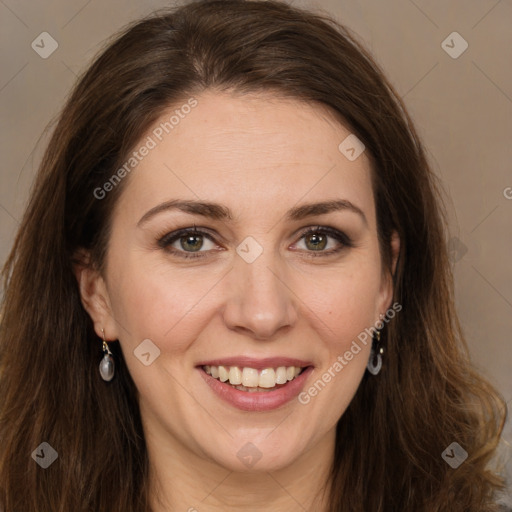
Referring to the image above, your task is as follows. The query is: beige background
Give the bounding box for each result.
[0,0,511,500]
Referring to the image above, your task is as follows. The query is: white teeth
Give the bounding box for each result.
[234,384,276,393]
[258,368,276,388]
[228,366,242,385]
[242,367,259,387]
[203,364,306,389]
[275,366,287,384]
[218,365,229,382]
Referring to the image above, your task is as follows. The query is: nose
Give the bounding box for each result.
[222,247,298,340]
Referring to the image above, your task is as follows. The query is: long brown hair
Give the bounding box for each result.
[0,0,506,510]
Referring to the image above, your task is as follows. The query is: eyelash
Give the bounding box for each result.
[157,225,353,260]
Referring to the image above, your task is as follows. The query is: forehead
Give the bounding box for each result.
[113,89,375,226]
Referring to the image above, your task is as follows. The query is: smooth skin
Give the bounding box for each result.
[76,89,400,511]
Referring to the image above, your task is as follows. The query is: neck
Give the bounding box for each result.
[146,423,335,512]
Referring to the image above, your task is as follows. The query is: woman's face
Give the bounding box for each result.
[82,89,398,473]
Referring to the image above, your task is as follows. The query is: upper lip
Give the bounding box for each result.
[196,357,313,370]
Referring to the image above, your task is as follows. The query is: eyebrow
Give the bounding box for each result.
[137,198,368,227]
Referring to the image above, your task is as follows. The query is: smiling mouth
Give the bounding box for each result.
[202,364,308,392]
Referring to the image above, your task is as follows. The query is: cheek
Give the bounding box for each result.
[296,267,379,424]
[106,261,206,403]
[320,264,382,343]
[106,257,205,353]
[107,236,382,356]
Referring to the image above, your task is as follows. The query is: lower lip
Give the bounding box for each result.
[198,366,314,412]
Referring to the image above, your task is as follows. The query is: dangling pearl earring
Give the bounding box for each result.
[99,328,115,381]
[367,329,383,375]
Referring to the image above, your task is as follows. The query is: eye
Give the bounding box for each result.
[157,226,218,259]
[292,225,353,257]
[157,224,353,260]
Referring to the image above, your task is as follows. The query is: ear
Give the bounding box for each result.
[72,249,119,341]
[376,230,400,317]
